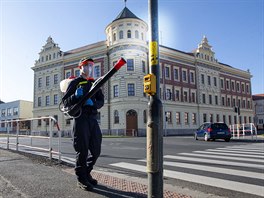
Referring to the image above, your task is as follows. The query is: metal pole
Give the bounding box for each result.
[49,118,52,160]
[7,122,10,150]
[147,0,163,197]
[16,120,19,151]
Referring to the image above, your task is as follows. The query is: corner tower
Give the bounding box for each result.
[105,6,149,136]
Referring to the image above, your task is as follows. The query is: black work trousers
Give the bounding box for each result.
[73,113,102,182]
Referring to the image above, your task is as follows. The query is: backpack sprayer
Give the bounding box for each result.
[59,57,126,118]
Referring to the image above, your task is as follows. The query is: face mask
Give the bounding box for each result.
[81,62,94,78]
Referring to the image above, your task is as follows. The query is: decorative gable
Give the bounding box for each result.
[194,36,217,63]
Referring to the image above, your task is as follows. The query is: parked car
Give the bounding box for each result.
[194,122,231,142]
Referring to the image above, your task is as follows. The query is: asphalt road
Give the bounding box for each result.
[0,135,263,198]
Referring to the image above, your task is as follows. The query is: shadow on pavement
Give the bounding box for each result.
[93,184,146,198]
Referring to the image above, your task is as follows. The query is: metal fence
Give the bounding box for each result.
[230,123,258,140]
[0,116,61,162]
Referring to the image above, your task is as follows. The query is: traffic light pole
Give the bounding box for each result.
[147,0,163,197]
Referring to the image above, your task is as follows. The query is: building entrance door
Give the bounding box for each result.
[126,109,138,136]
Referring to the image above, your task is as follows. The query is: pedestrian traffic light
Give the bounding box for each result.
[143,74,156,95]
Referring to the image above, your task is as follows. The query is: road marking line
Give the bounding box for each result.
[194,150,264,158]
[206,148,264,156]
[178,153,264,163]
[164,155,263,169]
[138,160,263,180]
[110,162,264,197]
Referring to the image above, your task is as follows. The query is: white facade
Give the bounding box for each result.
[31,7,254,136]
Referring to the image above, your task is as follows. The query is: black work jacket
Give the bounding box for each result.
[62,76,104,115]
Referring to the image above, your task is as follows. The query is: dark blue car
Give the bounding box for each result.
[194,122,231,142]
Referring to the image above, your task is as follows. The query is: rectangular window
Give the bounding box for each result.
[236,82,240,92]
[222,96,225,106]
[13,107,18,116]
[233,98,236,107]
[165,111,172,123]
[166,89,172,100]
[165,66,170,79]
[209,114,213,122]
[202,94,206,104]
[142,61,146,73]
[242,99,246,108]
[38,97,41,107]
[220,79,224,89]
[246,84,249,93]
[192,113,197,125]
[174,68,179,81]
[231,81,235,91]
[127,83,135,96]
[247,100,251,109]
[227,97,231,106]
[215,95,218,105]
[226,80,230,90]
[190,72,195,83]
[214,77,217,87]
[223,115,226,124]
[175,90,180,101]
[201,74,205,84]
[94,65,100,79]
[209,95,212,104]
[54,94,58,105]
[182,70,187,82]
[191,92,196,103]
[75,70,80,77]
[7,108,12,116]
[38,77,42,88]
[65,71,71,79]
[241,83,245,93]
[203,113,207,123]
[127,59,134,71]
[216,114,220,122]
[176,112,181,124]
[228,115,232,125]
[207,76,211,86]
[113,85,118,97]
[183,91,188,102]
[46,76,50,86]
[46,96,50,106]
[184,112,189,124]
[54,74,58,84]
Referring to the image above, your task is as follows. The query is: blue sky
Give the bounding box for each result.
[0,0,263,102]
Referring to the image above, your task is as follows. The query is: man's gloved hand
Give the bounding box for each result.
[86,98,94,106]
[75,87,83,98]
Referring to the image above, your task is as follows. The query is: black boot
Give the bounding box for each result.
[87,174,98,186]
[77,180,94,191]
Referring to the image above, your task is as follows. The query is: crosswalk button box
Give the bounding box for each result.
[144,74,156,95]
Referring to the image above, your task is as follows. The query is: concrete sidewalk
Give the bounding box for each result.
[0,148,190,198]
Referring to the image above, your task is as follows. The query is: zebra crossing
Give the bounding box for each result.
[110,143,264,197]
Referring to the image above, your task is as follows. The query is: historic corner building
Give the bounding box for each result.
[31,6,254,136]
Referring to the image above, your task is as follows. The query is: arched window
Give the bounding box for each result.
[135,30,139,39]
[114,110,119,124]
[113,33,116,41]
[119,30,123,39]
[127,30,131,38]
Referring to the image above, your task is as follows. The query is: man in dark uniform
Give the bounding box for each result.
[62,57,104,191]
